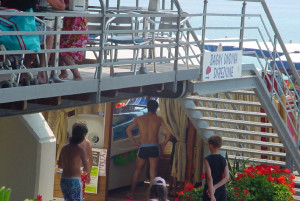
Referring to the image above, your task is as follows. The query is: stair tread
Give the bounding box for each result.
[228,155,285,166]
[294,195,300,200]
[186,96,261,106]
[204,127,278,138]
[189,106,267,117]
[198,117,273,128]
[222,145,286,157]
[229,90,256,95]
[222,137,284,148]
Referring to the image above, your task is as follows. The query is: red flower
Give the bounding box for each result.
[243,189,249,195]
[267,176,275,181]
[201,172,206,179]
[234,192,240,196]
[37,195,42,201]
[184,183,194,192]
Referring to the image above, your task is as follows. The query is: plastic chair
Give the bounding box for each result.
[106,14,154,76]
[153,13,190,68]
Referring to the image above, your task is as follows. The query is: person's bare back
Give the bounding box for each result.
[136,113,163,145]
[58,144,89,178]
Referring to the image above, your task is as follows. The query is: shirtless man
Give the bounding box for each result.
[76,122,93,199]
[126,100,171,199]
[58,123,90,201]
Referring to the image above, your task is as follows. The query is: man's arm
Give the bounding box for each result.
[47,0,65,10]
[86,140,93,170]
[80,148,90,174]
[159,119,172,150]
[126,118,140,146]
[57,146,65,168]
[57,153,63,168]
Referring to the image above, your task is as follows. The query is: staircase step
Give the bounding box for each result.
[188,106,267,117]
[203,127,278,138]
[198,117,273,128]
[186,96,261,107]
[228,155,285,166]
[229,90,256,95]
[222,146,286,157]
[294,195,300,201]
[222,137,284,148]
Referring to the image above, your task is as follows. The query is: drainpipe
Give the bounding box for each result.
[200,0,208,80]
[239,1,246,50]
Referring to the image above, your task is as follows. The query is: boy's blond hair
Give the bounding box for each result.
[208,135,222,148]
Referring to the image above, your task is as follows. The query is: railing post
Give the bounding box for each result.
[96,0,106,103]
[117,0,121,10]
[200,0,208,80]
[260,0,300,87]
[105,0,109,9]
[270,36,277,101]
[239,1,246,50]
[172,0,181,92]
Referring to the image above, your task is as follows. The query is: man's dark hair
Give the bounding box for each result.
[208,135,222,148]
[147,100,159,113]
[70,122,88,144]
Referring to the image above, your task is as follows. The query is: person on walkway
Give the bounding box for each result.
[59,0,88,81]
[148,177,169,201]
[202,135,229,201]
[1,0,65,84]
[58,122,90,201]
[126,100,171,200]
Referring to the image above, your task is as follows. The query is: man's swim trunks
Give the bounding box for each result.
[137,144,160,159]
[60,177,83,201]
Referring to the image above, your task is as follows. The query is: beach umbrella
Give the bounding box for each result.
[238,41,284,58]
[284,43,300,53]
[270,53,300,74]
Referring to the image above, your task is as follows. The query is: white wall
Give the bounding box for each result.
[0,114,56,201]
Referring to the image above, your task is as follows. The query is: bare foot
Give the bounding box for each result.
[59,73,68,79]
[37,72,47,84]
[73,76,83,81]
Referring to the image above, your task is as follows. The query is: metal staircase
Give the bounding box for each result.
[180,64,300,199]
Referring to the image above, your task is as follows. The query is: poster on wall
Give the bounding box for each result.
[85,148,101,194]
[202,50,242,81]
[99,149,107,176]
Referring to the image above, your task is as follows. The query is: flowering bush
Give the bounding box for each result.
[176,183,203,201]
[227,164,295,201]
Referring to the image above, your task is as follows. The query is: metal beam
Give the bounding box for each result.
[187,76,257,95]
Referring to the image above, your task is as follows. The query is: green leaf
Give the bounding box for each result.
[3,188,11,201]
[0,187,5,201]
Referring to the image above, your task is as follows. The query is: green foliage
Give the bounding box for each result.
[0,187,11,201]
[226,164,295,201]
[226,153,247,184]
[177,185,204,201]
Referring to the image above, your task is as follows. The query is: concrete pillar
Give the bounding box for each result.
[0,113,56,201]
